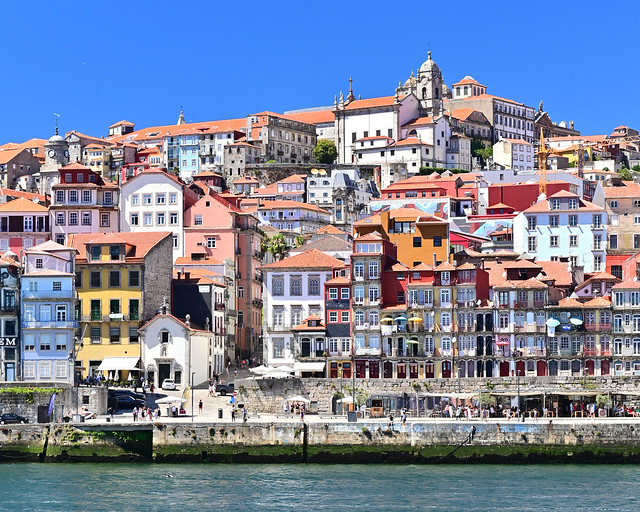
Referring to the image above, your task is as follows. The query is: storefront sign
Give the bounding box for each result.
[0,338,16,346]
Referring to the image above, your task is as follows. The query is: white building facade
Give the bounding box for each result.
[262,249,343,367]
[513,191,607,272]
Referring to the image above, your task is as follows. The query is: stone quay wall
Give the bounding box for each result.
[4,420,640,463]
[235,376,640,414]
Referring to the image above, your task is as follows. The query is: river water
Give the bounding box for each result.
[1,463,638,511]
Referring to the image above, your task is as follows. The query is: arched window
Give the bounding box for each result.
[463,86,468,95]
[435,87,438,98]
[456,87,461,96]
[421,87,427,98]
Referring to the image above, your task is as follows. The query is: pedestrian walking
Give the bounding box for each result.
[243,408,247,423]
[199,400,203,414]
[300,408,305,422]
[231,408,236,422]
[388,413,394,429]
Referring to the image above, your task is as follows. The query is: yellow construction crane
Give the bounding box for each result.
[537,128,550,196]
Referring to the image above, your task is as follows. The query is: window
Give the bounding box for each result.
[143,194,152,205]
[368,261,379,279]
[551,199,560,210]
[55,335,67,352]
[82,212,91,226]
[206,237,216,248]
[129,326,139,343]
[56,305,66,322]
[440,288,450,305]
[341,311,350,323]
[101,213,110,227]
[272,277,284,296]
[194,215,203,226]
[157,213,165,225]
[308,277,320,295]
[610,200,618,208]
[635,235,640,250]
[56,212,65,226]
[82,190,91,203]
[69,190,78,203]
[413,237,422,247]
[129,299,140,321]
[109,299,120,314]
[329,288,338,300]
[68,212,78,225]
[341,288,349,300]
[273,338,284,358]
[593,235,602,250]
[570,235,578,247]
[568,198,578,210]
[156,193,166,205]
[110,326,121,344]
[53,281,62,291]
[90,299,101,321]
[527,236,537,252]
[109,270,120,287]
[143,213,152,226]
[110,245,120,261]
[173,235,178,248]
[39,362,51,379]
[131,195,139,206]
[90,326,101,344]
[169,193,177,204]
[369,286,380,302]
[354,262,364,278]
[549,215,559,227]
[90,270,101,288]
[610,234,618,250]
[550,235,558,247]
[354,286,364,303]
[56,190,64,203]
[329,312,338,323]
[40,335,51,351]
[129,270,140,287]
[24,335,35,351]
[170,212,178,225]
[290,277,302,296]
[238,286,244,298]
[593,215,602,228]
[130,213,139,226]
[527,216,537,230]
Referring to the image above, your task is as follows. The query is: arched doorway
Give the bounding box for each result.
[516,360,525,376]
[383,361,393,378]
[442,361,452,378]
[586,360,595,376]
[536,360,547,376]
[499,361,509,377]
[601,360,610,375]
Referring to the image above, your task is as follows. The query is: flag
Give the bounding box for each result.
[47,393,56,417]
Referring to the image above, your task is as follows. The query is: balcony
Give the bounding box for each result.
[600,323,612,331]
[252,299,263,308]
[214,302,226,311]
[23,320,79,329]
[268,323,292,332]
[583,348,597,356]
[515,301,527,309]
[584,323,597,331]
[533,301,545,308]
[0,304,16,313]
[22,290,75,300]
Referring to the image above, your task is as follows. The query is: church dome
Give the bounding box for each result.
[419,51,440,74]
[442,83,452,98]
[48,133,64,143]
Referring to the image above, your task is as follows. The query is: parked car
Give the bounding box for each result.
[114,395,146,410]
[161,379,177,390]
[108,389,145,400]
[0,413,28,424]
[216,382,234,396]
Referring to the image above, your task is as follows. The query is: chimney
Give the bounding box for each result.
[184,271,191,281]
[571,265,585,288]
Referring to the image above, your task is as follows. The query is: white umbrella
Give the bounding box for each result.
[108,371,114,381]
[114,370,120,381]
[155,396,188,404]
[265,371,293,379]
[249,365,270,375]
[127,373,133,381]
[274,365,294,373]
[286,395,310,402]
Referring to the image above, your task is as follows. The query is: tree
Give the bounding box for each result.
[471,139,492,169]
[632,164,640,173]
[266,234,289,260]
[294,235,305,248]
[619,167,633,181]
[313,139,337,164]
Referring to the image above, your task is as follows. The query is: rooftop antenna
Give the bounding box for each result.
[53,113,60,135]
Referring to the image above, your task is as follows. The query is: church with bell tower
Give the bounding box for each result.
[397,51,451,117]
[36,123,69,195]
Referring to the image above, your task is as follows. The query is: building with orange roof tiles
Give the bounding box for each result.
[50,163,120,246]
[0,197,50,253]
[513,190,606,273]
[183,192,262,358]
[67,231,173,378]
[492,137,534,171]
[0,148,42,188]
[256,200,331,235]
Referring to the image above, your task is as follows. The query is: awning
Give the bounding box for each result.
[293,361,326,372]
[97,357,141,372]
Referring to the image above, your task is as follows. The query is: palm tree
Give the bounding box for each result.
[267,234,289,260]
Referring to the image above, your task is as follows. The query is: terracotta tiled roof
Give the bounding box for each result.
[293,235,351,254]
[278,174,306,183]
[410,262,434,271]
[434,262,455,271]
[452,76,484,86]
[449,108,477,121]
[284,110,335,125]
[462,93,527,106]
[536,260,573,287]
[343,95,401,110]
[583,297,611,308]
[317,225,347,235]
[403,116,435,127]
[456,263,477,271]
[612,280,640,289]
[502,260,542,269]
[0,187,46,203]
[193,171,222,178]
[603,182,640,198]
[0,197,47,212]
[513,278,548,289]
[234,176,260,184]
[69,231,172,263]
[354,232,384,241]
[391,262,409,271]
[355,136,393,142]
[109,120,134,128]
[389,137,427,147]
[556,297,583,308]
[325,276,350,285]
[261,248,343,270]
[0,149,25,164]
[354,214,382,227]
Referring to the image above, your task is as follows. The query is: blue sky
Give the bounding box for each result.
[1,1,638,144]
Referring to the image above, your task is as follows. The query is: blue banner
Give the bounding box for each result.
[47,393,56,417]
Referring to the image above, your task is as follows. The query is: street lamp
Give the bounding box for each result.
[69,337,83,415]
[191,371,195,422]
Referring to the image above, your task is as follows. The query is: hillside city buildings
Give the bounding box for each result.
[1,50,640,390]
